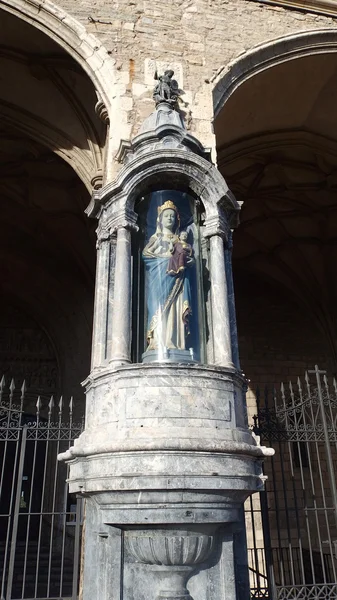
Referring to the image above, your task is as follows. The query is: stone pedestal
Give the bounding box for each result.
[60,364,272,599]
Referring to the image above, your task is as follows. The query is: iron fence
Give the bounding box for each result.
[3,364,337,600]
[247,366,337,600]
[0,376,84,600]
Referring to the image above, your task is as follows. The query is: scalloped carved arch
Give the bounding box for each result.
[88,149,240,235]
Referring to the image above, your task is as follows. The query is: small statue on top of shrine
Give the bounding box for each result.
[153,69,180,107]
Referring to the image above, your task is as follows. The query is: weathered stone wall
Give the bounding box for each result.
[50,0,337,152]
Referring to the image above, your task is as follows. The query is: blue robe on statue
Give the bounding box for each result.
[143,239,192,351]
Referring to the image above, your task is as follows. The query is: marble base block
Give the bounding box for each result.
[142,348,197,364]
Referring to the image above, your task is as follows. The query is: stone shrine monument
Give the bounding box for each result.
[60,71,273,600]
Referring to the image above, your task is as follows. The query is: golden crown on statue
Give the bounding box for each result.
[157,200,178,215]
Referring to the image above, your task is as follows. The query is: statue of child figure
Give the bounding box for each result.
[153,69,180,106]
[167,231,193,276]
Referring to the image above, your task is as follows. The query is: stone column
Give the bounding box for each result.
[209,233,235,369]
[225,231,240,370]
[91,233,111,369]
[110,225,132,366]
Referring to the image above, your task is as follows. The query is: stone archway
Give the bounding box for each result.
[213,37,337,386]
[0,0,116,112]
[0,0,133,181]
[213,28,337,119]
[0,12,112,594]
[0,7,106,404]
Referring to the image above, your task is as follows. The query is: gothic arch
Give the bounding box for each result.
[0,0,116,113]
[213,28,337,119]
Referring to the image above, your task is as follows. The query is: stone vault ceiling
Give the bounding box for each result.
[0,9,100,395]
[0,122,96,397]
[0,9,106,190]
[0,126,95,282]
[215,53,337,363]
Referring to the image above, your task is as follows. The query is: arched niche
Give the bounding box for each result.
[88,103,240,370]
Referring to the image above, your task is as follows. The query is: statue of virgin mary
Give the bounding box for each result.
[142,200,194,355]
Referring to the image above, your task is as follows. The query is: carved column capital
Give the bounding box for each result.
[112,220,139,234]
[91,172,103,191]
[95,91,110,125]
[95,227,115,250]
[203,213,229,240]
[95,208,138,248]
[108,209,139,235]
